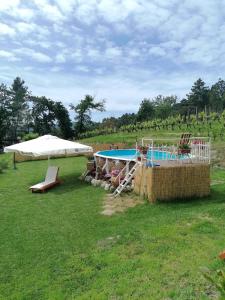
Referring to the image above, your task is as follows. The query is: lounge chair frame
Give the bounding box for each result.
[29,166,61,192]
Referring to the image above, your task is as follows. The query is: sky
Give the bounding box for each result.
[0,0,225,121]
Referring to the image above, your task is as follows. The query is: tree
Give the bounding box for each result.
[137,98,155,121]
[101,117,118,129]
[187,78,209,111]
[209,78,225,112]
[118,113,137,127]
[9,77,29,140]
[154,95,177,119]
[0,84,10,149]
[70,95,105,137]
[54,101,73,139]
[31,96,56,135]
[173,98,189,116]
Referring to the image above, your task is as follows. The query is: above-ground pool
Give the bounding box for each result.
[95,149,178,161]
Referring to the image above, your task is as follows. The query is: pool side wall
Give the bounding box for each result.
[134,164,210,202]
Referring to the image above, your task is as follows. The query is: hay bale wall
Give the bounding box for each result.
[134,164,210,202]
[15,152,88,162]
[89,143,128,153]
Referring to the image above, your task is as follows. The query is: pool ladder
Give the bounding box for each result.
[112,162,139,197]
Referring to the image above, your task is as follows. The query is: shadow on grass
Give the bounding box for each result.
[48,182,225,205]
[55,181,89,194]
[25,171,92,196]
[154,188,225,209]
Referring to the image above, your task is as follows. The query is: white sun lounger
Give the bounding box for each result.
[30,166,61,192]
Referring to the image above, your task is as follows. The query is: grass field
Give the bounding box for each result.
[0,154,225,299]
[79,128,225,147]
[79,129,183,145]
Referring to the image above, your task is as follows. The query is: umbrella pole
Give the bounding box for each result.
[48,155,50,166]
[13,153,16,169]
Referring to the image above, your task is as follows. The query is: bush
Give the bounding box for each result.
[0,159,8,174]
[22,133,39,141]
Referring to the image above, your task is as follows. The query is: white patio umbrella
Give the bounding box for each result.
[4,135,93,168]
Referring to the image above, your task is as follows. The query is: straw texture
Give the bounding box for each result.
[134,164,210,202]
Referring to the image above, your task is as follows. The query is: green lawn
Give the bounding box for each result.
[79,128,224,149]
[79,129,183,145]
[0,154,225,299]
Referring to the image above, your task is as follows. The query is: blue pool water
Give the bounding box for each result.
[96,149,178,161]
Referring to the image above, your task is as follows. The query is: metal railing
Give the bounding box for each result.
[137,137,211,164]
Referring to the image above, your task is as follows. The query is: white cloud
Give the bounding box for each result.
[95,68,105,75]
[75,1,97,25]
[36,26,50,37]
[55,53,66,63]
[155,0,179,9]
[0,50,19,61]
[23,66,34,71]
[97,0,140,23]
[0,50,13,58]
[71,49,83,62]
[105,47,122,60]
[15,8,35,21]
[54,0,75,14]
[50,66,62,72]
[38,41,51,49]
[33,0,65,23]
[25,39,51,49]
[160,41,181,50]
[28,51,52,63]
[55,41,66,48]
[128,48,141,57]
[87,48,101,60]
[14,48,52,63]
[76,65,89,72]
[0,0,20,12]
[113,23,130,34]
[95,24,110,36]
[15,21,50,40]
[134,2,170,30]
[149,46,166,57]
[0,23,16,36]
[16,22,34,34]
[162,15,203,42]
[179,37,222,66]
[0,0,35,21]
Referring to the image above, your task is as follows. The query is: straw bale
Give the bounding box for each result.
[134,163,210,202]
[15,151,86,162]
[90,143,128,153]
[133,165,142,194]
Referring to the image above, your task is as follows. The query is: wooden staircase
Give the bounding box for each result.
[112,162,139,197]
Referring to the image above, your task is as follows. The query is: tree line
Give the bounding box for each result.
[82,78,225,138]
[1,77,225,147]
[0,77,105,148]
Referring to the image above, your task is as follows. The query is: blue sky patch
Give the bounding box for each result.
[0,0,224,120]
